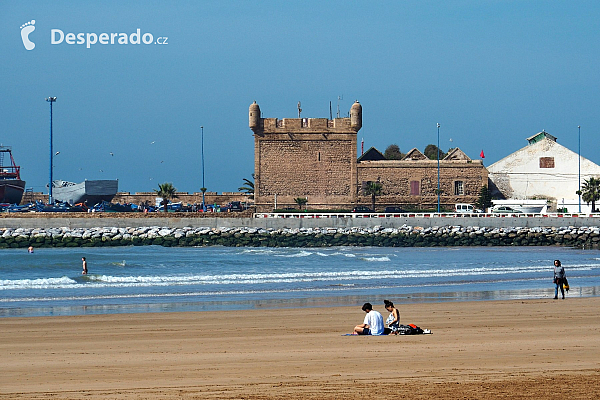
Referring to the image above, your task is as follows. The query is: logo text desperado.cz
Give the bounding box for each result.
[51,29,167,48]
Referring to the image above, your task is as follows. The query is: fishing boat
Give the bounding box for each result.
[491,200,547,214]
[52,179,118,205]
[0,146,26,204]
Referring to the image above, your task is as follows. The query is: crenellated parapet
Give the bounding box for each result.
[249,101,362,135]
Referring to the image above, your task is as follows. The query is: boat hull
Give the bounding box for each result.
[0,179,26,204]
[53,180,118,205]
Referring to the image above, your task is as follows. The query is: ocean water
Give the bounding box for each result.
[1,245,600,317]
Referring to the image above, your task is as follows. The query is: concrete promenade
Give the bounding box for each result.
[1,213,600,229]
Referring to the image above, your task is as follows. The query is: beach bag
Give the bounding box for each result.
[397,324,424,335]
[563,277,569,292]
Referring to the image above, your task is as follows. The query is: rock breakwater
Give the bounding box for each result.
[1,225,599,249]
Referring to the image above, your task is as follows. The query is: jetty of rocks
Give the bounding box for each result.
[1,225,599,249]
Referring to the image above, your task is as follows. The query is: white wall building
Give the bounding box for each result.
[487,131,600,212]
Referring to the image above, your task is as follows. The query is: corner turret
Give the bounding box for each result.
[249,101,261,132]
[350,100,362,131]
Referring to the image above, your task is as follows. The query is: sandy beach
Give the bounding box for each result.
[1,297,599,399]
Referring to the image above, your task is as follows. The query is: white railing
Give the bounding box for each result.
[254,212,600,219]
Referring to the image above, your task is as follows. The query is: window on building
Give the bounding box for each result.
[454,181,464,195]
[410,180,420,195]
[539,157,555,168]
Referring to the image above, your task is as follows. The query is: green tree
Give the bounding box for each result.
[581,177,600,212]
[294,197,308,210]
[154,182,178,213]
[475,185,493,211]
[238,174,255,199]
[384,144,404,160]
[424,144,446,160]
[364,181,383,211]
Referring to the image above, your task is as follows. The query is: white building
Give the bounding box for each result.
[487,131,600,212]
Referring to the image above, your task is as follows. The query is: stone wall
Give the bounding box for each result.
[112,192,250,206]
[21,192,251,207]
[357,159,488,210]
[253,113,358,211]
[254,134,356,210]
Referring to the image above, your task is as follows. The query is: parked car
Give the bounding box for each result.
[227,201,244,212]
[351,206,374,213]
[492,206,522,213]
[455,203,475,213]
[384,206,406,213]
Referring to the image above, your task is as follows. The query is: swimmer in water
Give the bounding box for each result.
[82,257,88,275]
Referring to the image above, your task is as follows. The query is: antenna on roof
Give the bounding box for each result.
[297,101,302,118]
[329,101,332,120]
[336,95,343,118]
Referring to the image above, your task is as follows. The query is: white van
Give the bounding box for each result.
[454,203,475,213]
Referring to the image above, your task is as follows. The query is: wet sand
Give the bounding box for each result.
[1,297,599,399]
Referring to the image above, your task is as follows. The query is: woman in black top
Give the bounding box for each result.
[553,259,566,299]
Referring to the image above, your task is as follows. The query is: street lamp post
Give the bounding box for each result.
[578,125,581,213]
[46,97,57,204]
[201,125,205,211]
[437,123,441,213]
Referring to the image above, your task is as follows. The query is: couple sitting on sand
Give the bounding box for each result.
[353,300,400,335]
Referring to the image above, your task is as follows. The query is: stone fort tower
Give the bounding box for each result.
[250,101,362,211]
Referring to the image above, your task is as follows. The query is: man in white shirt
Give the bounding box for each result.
[353,302,384,335]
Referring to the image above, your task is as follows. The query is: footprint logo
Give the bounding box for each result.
[20,20,36,50]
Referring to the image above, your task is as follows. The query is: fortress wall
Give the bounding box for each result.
[112,192,250,206]
[255,135,356,209]
[357,161,488,210]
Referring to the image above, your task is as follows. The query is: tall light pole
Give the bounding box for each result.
[46,97,57,204]
[201,125,205,211]
[437,122,441,213]
[578,125,581,213]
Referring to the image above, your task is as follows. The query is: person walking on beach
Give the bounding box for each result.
[553,259,566,299]
[82,257,88,275]
[354,302,384,335]
[384,299,400,334]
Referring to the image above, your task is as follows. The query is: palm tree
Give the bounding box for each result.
[238,174,255,199]
[364,181,383,211]
[294,197,308,210]
[581,177,600,212]
[154,182,177,213]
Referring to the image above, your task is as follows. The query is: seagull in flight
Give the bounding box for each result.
[110,152,114,156]
[150,141,155,145]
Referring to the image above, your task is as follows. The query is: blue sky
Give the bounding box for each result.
[2,1,599,195]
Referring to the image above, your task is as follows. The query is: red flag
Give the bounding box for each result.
[480,150,485,158]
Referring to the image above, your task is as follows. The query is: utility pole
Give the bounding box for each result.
[46,97,57,204]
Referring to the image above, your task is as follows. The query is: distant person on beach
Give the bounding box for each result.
[82,257,88,275]
[353,302,384,335]
[553,259,566,299]
[384,299,400,334]
[28,246,34,253]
